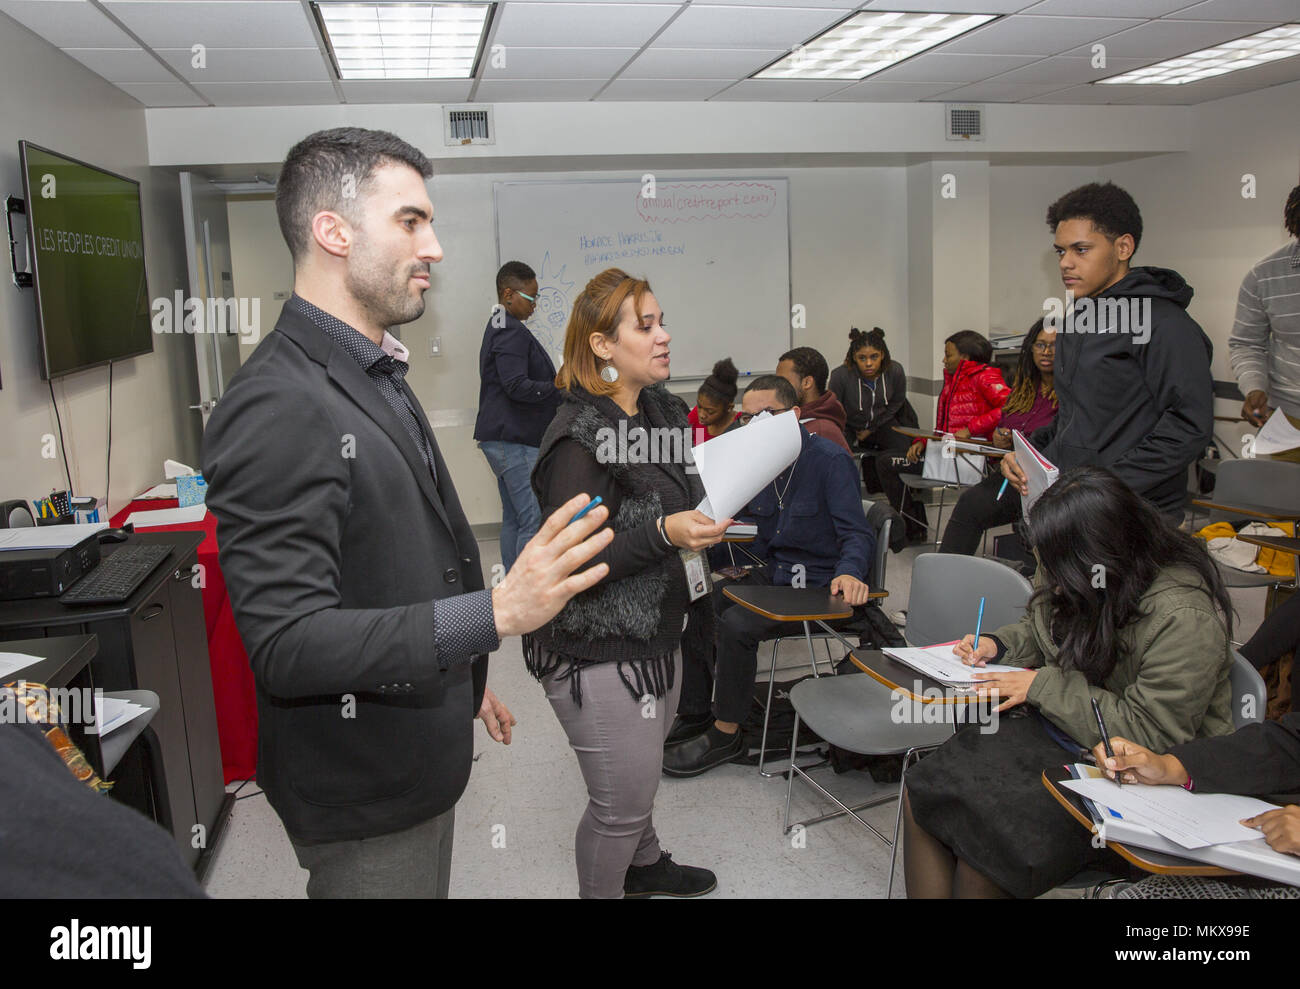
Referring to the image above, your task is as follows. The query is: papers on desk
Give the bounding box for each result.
[91,694,152,736]
[692,410,801,521]
[0,522,106,551]
[122,505,207,528]
[137,482,178,500]
[1255,409,1300,456]
[881,642,1021,686]
[1011,429,1058,515]
[0,652,42,680]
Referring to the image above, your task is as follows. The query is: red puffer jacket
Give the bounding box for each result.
[921,360,1010,445]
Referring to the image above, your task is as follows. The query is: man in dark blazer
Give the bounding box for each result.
[201,128,612,898]
[474,260,560,573]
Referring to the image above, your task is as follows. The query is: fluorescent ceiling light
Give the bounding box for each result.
[1097,23,1300,85]
[756,10,996,81]
[315,2,492,80]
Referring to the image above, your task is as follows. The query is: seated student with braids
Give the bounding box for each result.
[876,329,1009,543]
[902,466,1235,899]
[827,327,917,480]
[940,319,1058,557]
[688,358,741,446]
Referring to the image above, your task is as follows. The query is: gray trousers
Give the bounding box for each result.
[289,805,455,898]
[544,654,681,899]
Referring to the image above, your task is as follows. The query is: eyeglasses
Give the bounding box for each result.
[1032,342,1056,354]
[515,291,536,303]
[738,408,786,425]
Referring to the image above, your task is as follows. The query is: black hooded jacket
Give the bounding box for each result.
[1032,266,1213,514]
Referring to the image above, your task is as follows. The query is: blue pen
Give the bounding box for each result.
[568,495,603,525]
[973,596,986,653]
[996,477,1009,501]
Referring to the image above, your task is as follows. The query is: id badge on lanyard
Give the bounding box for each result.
[680,549,710,602]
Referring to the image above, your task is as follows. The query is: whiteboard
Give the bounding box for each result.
[494,178,791,382]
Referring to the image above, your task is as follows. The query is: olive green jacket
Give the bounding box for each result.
[992,565,1234,752]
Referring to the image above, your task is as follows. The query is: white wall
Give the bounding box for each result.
[0,12,196,519]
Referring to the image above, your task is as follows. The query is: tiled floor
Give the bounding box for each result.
[199,498,1271,899]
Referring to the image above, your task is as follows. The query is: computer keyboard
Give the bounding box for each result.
[60,544,174,605]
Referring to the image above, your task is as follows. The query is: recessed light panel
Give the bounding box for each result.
[1098,23,1300,85]
[316,2,492,80]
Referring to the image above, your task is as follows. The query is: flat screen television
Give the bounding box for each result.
[19,140,152,378]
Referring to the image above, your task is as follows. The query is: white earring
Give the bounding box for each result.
[599,362,619,384]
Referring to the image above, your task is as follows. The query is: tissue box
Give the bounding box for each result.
[177,473,208,508]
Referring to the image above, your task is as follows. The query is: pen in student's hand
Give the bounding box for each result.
[568,495,603,525]
[1091,697,1121,784]
[996,478,1009,501]
[973,596,985,654]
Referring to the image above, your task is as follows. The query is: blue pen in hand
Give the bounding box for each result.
[973,595,986,656]
[568,495,603,525]
[996,478,1009,501]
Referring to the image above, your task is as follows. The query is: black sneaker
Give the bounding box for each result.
[664,711,712,746]
[662,726,745,778]
[624,851,717,898]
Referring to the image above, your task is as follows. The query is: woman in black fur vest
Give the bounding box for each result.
[527,268,730,898]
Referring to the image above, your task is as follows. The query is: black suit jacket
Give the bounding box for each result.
[202,304,488,843]
[472,310,559,446]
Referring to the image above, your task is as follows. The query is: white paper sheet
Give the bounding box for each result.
[0,652,43,679]
[1060,778,1277,849]
[881,642,1022,686]
[1254,409,1300,456]
[122,505,208,528]
[163,459,196,479]
[1012,428,1059,515]
[92,694,152,736]
[691,410,801,521]
[0,522,106,551]
[137,483,178,499]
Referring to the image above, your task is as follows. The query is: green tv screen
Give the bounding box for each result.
[21,141,152,378]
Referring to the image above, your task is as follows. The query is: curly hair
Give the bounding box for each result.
[1285,184,1300,241]
[1046,181,1143,254]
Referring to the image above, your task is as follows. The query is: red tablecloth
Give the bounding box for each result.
[111,498,257,783]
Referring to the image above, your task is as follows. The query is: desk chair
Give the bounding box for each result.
[784,552,1033,895]
[96,689,172,834]
[752,512,893,777]
[1190,459,1300,596]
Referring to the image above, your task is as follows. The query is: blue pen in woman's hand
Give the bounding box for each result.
[996,478,1009,501]
[973,596,986,652]
[568,495,603,525]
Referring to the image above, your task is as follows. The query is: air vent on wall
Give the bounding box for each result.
[945,104,985,142]
[444,105,494,146]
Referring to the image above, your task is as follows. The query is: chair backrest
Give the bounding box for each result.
[905,552,1034,647]
[864,500,892,591]
[1228,648,1267,730]
[1209,459,1300,523]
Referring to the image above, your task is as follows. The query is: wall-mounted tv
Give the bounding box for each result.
[19,141,152,378]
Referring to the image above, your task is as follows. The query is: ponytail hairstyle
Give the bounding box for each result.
[844,326,892,369]
[944,329,993,366]
[698,357,740,407]
[1001,318,1057,416]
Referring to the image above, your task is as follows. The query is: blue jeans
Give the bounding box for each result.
[478,440,541,573]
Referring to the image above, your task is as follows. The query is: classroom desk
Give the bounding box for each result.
[112,496,257,782]
[1190,497,1300,521]
[1,634,102,774]
[1041,768,1236,879]
[890,425,1006,457]
[848,648,987,708]
[1236,532,1300,556]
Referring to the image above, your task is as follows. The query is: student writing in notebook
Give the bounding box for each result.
[901,466,1235,899]
[1091,712,1300,897]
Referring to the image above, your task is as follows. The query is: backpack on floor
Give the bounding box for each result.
[733,675,824,765]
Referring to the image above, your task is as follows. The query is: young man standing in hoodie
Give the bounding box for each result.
[775,346,853,455]
[1001,182,1213,520]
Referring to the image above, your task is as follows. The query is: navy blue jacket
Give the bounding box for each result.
[473,309,560,446]
[740,426,875,587]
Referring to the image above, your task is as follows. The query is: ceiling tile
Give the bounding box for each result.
[0,0,138,47]
[1112,82,1259,103]
[1171,0,1300,21]
[820,79,961,101]
[875,52,1039,82]
[598,78,732,99]
[940,15,1145,56]
[1021,83,1130,104]
[102,1,319,48]
[192,80,339,105]
[492,3,678,48]
[701,0,862,6]
[472,78,605,101]
[626,46,784,78]
[480,46,639,80]
[340,80,473,103]
[115,81,208,106]
[155,47,330,82]
[710,77,858,99]
[652,4,849,49]
[61,46,178,83]
[862,0,1029,12]
[1062,19,1273,59]
[981,54,1154,85]
[1021,0,1190,15]
[925,79,1078,102]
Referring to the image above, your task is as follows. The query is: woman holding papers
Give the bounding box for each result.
[939,321,1058,558]
[1092,713,1300,897]
[902,466,1236,898]
[525,268,730,899]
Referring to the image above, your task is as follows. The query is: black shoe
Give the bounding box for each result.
[662,726,745,778]
[624,851,717,898]
[665,711,712,746]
